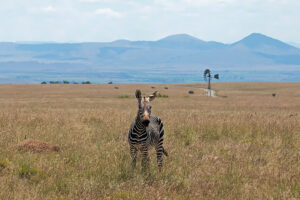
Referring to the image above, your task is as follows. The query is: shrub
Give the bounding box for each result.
[108,81,113,84]
[41,81,47,84]
[82,81,91,84]
[63,80,69,84]
[272,93,276,97]
[164,87,168,89]
[49,81,60,84]
[114,87,119,89]
[118,95,130,99]
[156,93,168,98]
[188,90,194,94]
[151,86,156,89]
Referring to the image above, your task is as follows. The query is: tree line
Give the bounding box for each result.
[41,81,91,84]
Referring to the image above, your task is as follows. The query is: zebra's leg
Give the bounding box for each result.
[130,145,138,168]
[141,145,149,171]
[156,144,164,172]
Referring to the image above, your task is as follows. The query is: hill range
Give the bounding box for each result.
[0,33,300,83]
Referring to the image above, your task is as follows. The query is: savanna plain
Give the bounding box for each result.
[0,83,299,200]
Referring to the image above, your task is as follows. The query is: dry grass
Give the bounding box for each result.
[0,83,299,200]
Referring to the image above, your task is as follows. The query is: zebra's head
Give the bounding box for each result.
[135,89,157,126]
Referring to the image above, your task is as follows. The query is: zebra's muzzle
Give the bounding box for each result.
[142,120,150,126]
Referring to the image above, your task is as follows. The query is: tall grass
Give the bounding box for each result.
[0,83,299,199]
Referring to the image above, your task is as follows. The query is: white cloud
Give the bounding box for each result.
[0,0,300,43]
[79,0,99,3]
[79,0,125,3]
[95,8,122,18]
[41,5,56,13]
[184,0,220,6]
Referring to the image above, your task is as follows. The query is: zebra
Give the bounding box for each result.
[128,89,168,171]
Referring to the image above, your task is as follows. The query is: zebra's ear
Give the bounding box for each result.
[149,91,158,101]
[135,89,142,99]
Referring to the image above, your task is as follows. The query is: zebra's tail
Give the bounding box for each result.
[162,147,168,157]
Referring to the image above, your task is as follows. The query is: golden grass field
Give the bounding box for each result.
[0,83,299,200]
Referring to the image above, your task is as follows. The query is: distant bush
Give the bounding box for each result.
[82,81,91,84]
[114,87,119,89]
[184,95,189,98]
[157,93,168,98]
[188,90,194,94]
[151,86,156,89]
[44,80,93,84]
[164,87,168,90]
[118,95,130,98]
[49,81,60,84]
[272,93,276,97]
[108,81,113,84]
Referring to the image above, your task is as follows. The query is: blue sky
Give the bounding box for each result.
[1,0,299,43]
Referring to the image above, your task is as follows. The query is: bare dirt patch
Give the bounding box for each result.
[17,139,60,153]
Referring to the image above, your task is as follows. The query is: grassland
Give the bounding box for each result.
[0,83,299,200]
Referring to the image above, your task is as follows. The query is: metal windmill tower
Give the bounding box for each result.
[204,69,219,96]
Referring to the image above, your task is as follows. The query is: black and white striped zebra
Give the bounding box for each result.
[128,89,168,171]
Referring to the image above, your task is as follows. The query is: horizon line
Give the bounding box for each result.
[0,32,296,45]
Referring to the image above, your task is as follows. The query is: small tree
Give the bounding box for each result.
[41,81,47,84]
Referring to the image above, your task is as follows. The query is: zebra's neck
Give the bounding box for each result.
[133,115,147,134]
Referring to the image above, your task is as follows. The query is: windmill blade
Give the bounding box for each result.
[214,74,219,79]
[204,69,211,81]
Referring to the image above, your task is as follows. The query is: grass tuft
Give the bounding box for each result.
[0,159,7,170]
[18,162,38,179]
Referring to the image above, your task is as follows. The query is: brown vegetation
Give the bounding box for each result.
[0,83,299,199]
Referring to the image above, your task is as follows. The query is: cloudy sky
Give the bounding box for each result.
[0,0,299,43]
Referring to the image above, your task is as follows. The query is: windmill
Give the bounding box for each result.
[204,69,219,96]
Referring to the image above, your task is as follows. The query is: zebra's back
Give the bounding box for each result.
[147,115,164,147]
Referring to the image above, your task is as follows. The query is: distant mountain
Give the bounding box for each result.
[233,33,295,49]
[0,33,300,83]
[232,33,300,55]
[160,34,200,41]
[289,42,300,49]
